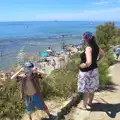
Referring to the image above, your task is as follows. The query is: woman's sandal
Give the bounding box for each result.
[88,99,100,106]
[77,104,91,110]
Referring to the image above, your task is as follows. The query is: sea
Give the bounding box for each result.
[0,21,120,70]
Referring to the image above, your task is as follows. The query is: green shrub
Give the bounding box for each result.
[113,37,120,45]
[0,80,25,120]
[70,53,80,59]
[98,50,115,87]
[104,51,115,66]
[98,58,112,87]
[42,59,79,99]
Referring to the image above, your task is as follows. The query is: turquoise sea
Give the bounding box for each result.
[0,21,120,70]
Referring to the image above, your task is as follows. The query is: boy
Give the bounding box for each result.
[11,62,55,120]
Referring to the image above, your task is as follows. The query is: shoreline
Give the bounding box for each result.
[0,45,80,81]
[0,36,82,70]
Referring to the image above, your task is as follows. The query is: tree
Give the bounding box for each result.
[96,22,116,51]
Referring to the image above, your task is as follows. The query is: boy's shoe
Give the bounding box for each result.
[49,114,56,119]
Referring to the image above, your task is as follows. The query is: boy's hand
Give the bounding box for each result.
[32,67,47,74]
[32,67,38,72]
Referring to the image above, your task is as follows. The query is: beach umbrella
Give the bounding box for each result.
[41,53,49,57]
[75,43,81,46]
[75,42,84,46]
[46,49,52,52]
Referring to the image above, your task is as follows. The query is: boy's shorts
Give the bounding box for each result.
[25,93,48,114]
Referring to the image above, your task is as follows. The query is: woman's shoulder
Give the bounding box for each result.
[85,46,92,52]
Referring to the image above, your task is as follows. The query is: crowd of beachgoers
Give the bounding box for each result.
[0,44,82,83]
[1,43,120,84]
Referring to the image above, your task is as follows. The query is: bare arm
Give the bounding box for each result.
[99,48,104,57]
[85,47,92,67]
[80,47,92,68]
[32,67,46,74]
[11,67,24,80]
[97,48,104,61]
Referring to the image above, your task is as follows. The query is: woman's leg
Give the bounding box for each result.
[83,92,89,108]
[88,92,94,105]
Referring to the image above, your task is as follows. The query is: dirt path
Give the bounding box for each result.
[21,99,63,120]
[65,62,120,120]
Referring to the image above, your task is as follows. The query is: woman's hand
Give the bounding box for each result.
[97,48,104,61]
[80,63,87,68]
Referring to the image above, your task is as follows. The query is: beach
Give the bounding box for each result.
[0,21,120,70]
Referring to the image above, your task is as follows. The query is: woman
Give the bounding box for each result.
[78,32,104,109]
[52,59,56,69]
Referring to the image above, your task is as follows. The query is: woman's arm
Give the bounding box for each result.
[80,47,92,68]
[97,48,104,61]
[85,47,92,67]
[99,48,104,56]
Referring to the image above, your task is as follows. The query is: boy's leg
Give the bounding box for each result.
[28,113,32,120]
[39,102,55,119]
[33,93,54,118]
[25,96,34,120]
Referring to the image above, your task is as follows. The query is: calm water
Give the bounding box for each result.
[0,21,120,69]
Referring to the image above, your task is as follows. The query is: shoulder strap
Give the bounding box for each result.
[31,73,41,93]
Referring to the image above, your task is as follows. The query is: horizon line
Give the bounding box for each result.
[0,20,120,22]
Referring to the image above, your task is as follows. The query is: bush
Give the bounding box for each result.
[98,50,115,87]
[42,59,80,99]
[70,53,80,59]
[0,80,25,120]
[104,51,116,66]
[98,58,112,87]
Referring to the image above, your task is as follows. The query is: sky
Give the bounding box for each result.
[0,0,120,21]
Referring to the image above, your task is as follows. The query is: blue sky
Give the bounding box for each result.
[0,0,120,21]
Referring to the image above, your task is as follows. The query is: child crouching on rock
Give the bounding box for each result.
[11,62,55,120]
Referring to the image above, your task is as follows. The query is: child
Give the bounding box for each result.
[11,62,55,120]
[115,47,120,60]
[52,59,56,69]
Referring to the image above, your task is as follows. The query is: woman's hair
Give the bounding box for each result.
[82,31,98,47]
[87,36,98,47]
